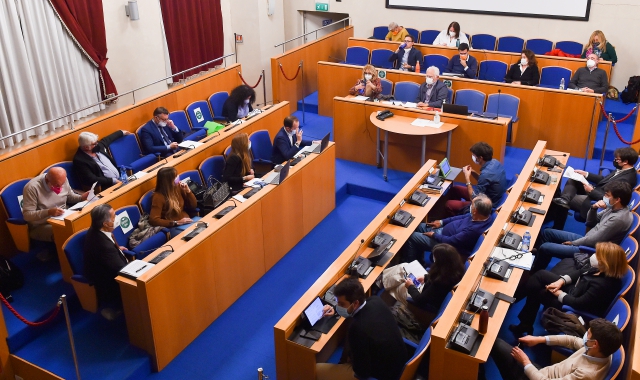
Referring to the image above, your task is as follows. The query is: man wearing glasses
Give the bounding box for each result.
[550,147,638,229]
[389,35,423,72]
[445,43,478,79]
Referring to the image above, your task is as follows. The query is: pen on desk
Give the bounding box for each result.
[135,265,147,273]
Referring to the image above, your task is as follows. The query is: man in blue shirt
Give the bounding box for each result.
[400,194,495,265]
[446,142,507,216]
[445,43,478,79]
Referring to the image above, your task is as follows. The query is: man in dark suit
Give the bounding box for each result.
[550,147,638,229]
[316,278,407,380]
[84,204,130,320]
[445,43,478,79]
[271,115,303,164]
[389,34,423,72]
[73,130,130,191]
[417,66,449,108]
[138,107,183,157]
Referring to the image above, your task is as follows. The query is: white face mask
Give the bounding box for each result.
[583,331,594,350]
[589,254,599,269]
[472,155,479,164]
[336,303,353,318]
[521,58,528,66]
[244,99,251,105]
[587,59,596,68]
[364,74,373,81]
[449,31,456,37]
[426,77,434,85]
[248,141,252,151]
[158,120,167,127]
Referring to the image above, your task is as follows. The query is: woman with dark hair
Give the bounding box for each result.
[505,49,540,85]
[432,21,469,47]
[149,167,198,237]
[222,133,254,194]
[221,85,256,122]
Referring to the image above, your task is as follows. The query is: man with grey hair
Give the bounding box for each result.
[73,130,130,191]
[417,66,449,108]
[384,22,409,42]
[400,194,495,264]
[84,204,129,320]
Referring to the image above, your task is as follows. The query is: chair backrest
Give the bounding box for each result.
[405,28,419,42]
[469,234,485,260]
[539,66,572,88]
[621,235,638,262]
[605,347,624,380]
[224,145,232,158]
[139,190,155,215]
[63,229,88,275]
[627,212,640,237]
[628,191,640,212]
[41,161,81,190]
[497,36,525,53]
[526,38,553,55]
[199,155,225,183]
[185,100,213,129]
[606,298,631,332]
[486,93,520,119]
[345,47,370,66]
[478,60,508,82]
[471,34,496,50]
[398,327,432,380]
[494,191,509,211]
[109,134,144,168]
[249,130,273,162]
[446,88,454,104]
[0,178,31,220]
[112,205,142,247]
[394,82,420,103]
[555,41,583,55]
[208,91,229,119]
[431,291,454,326]
[372,26,388,40]
[179,170,203,186]
[370,49,394,69]
[169,110,193,134]
[423,55,448,74]
[380,78,393,96]
[454,89,486,114]
[618,266,635,298]
[419,30,439,45]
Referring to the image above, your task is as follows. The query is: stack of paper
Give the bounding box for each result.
[402,102,418,108]
[490,247,534,270]
[410,118,443,128]
[563,166,588,185]
[119,260,155,279]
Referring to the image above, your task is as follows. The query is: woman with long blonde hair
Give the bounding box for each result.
[349,64,383,99]
[149,167,198,237]
[581,30,617,64]
[222,133,254,193]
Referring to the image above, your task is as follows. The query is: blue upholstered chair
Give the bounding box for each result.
[370,49,394,69]
[525,39,553,55]
[199,155,225,183]
[394,82,420,103]
[208,92,229,122]
[345,47,370,66]
[185,100,214,129]
[110,134,158,173]
[112,205,169,260]
[471,34,496,50]
[422,55,448,74]
[372,26,388,40]
[539,67,572,89]
[454,89,486,114]
[380,79,393,96]
[478,61,508,82]
[62,230,97,312]
[419,30,439,45]
[497,36,525,53]
[169,110,206,141]
[1,178,34,253]
[555,41,583,55]
[41,161,81,190]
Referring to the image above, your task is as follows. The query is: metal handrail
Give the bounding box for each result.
[1,53,235,142]
[274,17,350,48]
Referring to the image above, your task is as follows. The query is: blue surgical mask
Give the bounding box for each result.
[336,303,353,318]
[603,196,615,208]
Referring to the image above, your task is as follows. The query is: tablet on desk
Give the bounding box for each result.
[304,296,339,333]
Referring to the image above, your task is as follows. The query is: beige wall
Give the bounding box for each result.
[283,0,639,89]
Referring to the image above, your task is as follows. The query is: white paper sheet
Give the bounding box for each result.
[491,247,534,270]
[562,166,589,185]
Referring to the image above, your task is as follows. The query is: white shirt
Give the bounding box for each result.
[432,30,470,47]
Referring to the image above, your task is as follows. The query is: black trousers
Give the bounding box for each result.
[547,179,592,229]
[517,270,569,327]
[489,338,541,380]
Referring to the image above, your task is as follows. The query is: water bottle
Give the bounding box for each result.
[434,111,440,123]
[119,166,128,185]
[479,300,489,334]
[559,78,565,90]
[521,230,531,251]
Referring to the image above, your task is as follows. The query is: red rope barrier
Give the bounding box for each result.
[599,102,638,123]
[598,102,640,145]
[611,120,640,145]
[1,294,61,326]
[279,63,302,81]
[238,72,262,88]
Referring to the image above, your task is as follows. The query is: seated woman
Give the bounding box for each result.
[505,49,540,85]
[149,167,198,238]
[348,64,383,99]
[381,244,465,321]
[510,242,627,337]
[432,21,469,47]
[581,30,617,65]
[221,85,256,122]
[222,133,255,194]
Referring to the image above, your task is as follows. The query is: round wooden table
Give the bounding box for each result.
[369,112,458,181]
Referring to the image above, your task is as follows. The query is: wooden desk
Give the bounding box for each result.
[275,159,455,380]
[51,102,291,282]
[347,38,613,80]
[429,141,569,380]
[319,61,601,158]
[333,96,508,171]
[369,112,457,181]
[117,143,336,371]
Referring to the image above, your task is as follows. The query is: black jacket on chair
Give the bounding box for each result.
[83,228,129,307]
[389,47,423,71]
[73,130,124,191]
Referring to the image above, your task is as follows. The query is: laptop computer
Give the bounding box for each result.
[443,103,469,116]
[262,160,291,185]
[295,132,331,157]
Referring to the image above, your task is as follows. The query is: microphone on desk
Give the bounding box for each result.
[135,244,174,257]
[148,158,168,172]
[202,131,221,143]
[495,89,501,120]
[76,190,100,212]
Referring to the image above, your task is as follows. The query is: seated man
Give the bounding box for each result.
[385,22,409,42]
[271,115,303,164]
[316,278,406,380]
[568,53,609,94]
[417,66,448,108]
[389,35,422,72]
[22,167,89,244]
[73,130,131,191]
[532,181,632,272]
[400,194,495,264]
[84,204,130,320]
[446,142,507,216]
[138,107,183,157]
[445,43,478,79]
[551,146,637,229]
[486,319,622,380]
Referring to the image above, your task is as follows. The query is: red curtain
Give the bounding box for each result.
[48,0,117,100]
[159,0,225,80]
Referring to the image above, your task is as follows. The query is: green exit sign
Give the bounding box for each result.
[315,2,329,11]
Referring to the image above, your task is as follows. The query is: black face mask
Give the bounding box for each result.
[613,160,623,169]
[91,145,100,153]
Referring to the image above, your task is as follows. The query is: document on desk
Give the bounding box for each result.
[353,95,369,100]
[402,102,418,108]
[491,247,534,270]
[232,194,246,203]
[50,209,78,220]
[244,178,267,188]
[119,260,155,280]
[410,118,443,128]
[563,166,589,185]
[178,141,203,149]
[69,182,99,211]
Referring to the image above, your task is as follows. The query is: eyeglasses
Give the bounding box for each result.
[404,40,412,43]
[499,251,524,260]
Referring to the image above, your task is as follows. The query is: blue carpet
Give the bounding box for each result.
[292,110,333,141]
[591,99,637,161]
[297,91,319,114]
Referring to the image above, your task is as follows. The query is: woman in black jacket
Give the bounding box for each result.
[504,49,540,86]
[510,242,627,337]
[221,133,254,193]
[221,85,256,122]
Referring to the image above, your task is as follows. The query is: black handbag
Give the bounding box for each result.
[573,252,591,271]
[185,178,206,201]
[201,176,230,212]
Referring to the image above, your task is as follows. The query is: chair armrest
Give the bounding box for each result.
[7,218,27,225]
[71,274,91,284]
[252,158,275,165]
[561,305,599,322]
[122,249,136,258]
[212,116,227,122]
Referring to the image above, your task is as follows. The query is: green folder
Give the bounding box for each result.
[204,121,224,135]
